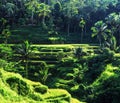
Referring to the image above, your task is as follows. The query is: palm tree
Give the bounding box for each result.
[62,0,78,36]
[26,0,38,25]
[2,26,11,44]
[79,18,86,43]
[5,2,17,25]
[106,13,118,34]
[106,13,120,45]
[91,20,108,47]
[37,3,51,28]
[17,40,34,78]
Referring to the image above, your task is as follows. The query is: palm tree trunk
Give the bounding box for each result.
[85,24,86,36]
[42,15,46,28]
[67,23,70,36]
[97,35,101,47]
[4,38,7,45]
[81,28,83,43]
[42,0,46,28]
[25,60,28,78]
[67,19,70,36]
[31,11,34,25]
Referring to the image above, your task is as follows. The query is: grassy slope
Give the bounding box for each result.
[9,26,95,44]
[0,68,83,103]
[2,26,120,103]
[85,64,120,103]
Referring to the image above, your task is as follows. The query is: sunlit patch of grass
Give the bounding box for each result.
[71,98,86,103]
[0,68,81,103]
[92,64,116,86]
[42,89,71,103]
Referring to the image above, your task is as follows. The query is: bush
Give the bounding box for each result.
[6,76,31,96]
[48,30,58,36]
[6,76,30,96]
[0,59,7,68]
[87,65,120,103]
[18,18,26,26]
[0,44,13,60]
[71,84,87,100]
[34,85,48,94]
[116,46,120,53]
[48,37,66,44]
[28,92,43,101]
[0,59,18,73]
[102,48,115,59]
[60,57,76,67]
[29,61,50,84]
[74,47,88,58]
[48,37,61,44]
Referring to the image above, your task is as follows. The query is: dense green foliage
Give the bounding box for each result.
[1,43,120,103]
[0,0,120,103]
[0,0,120,44]
[0,68,83,103]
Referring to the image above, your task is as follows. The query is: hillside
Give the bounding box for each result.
[0,68,83,103]
[0,0,120,102]
[1,43,120,103]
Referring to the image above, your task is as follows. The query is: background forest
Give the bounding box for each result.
[0,0,120,44]
[0,0,120,103]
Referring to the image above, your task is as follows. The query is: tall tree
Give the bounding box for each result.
[106,12,120,45]
[91,20,108,47]
[79,18,86,43]
[62,0,79,36]
[26,0,39,25]
[17,40,34,78]
[37,3,51,28]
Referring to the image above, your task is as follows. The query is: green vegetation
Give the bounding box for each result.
[0,0,120,103]
[87,64,120,103]
[0,68,83,103]
[1,43,120,103]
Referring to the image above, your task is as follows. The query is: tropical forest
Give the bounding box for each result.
[0,0,120,103]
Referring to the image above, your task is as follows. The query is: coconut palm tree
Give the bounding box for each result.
[106,13,118,34]
[37,3,51,28]
[91,20,108,47]
[79,18,86,43]
[26,0,38,25]
[17,40,34,78]
[106,13,120,45]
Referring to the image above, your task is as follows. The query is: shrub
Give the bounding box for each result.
[48,30,58,36]
[0,59,7,69]
[48,37,60,44]
[87,65,120,103]
[74,47,88,58]
[0,44,13,60]
[6,76,31,96]
[29,61,50,84]
[116,46,120,53]
[29,92,43,101]
[0,59,18,73]
[18,18,26,26]
[34,85,48,94]
[61,57,76,67]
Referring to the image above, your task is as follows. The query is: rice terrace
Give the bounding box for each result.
[0,0,120,103]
